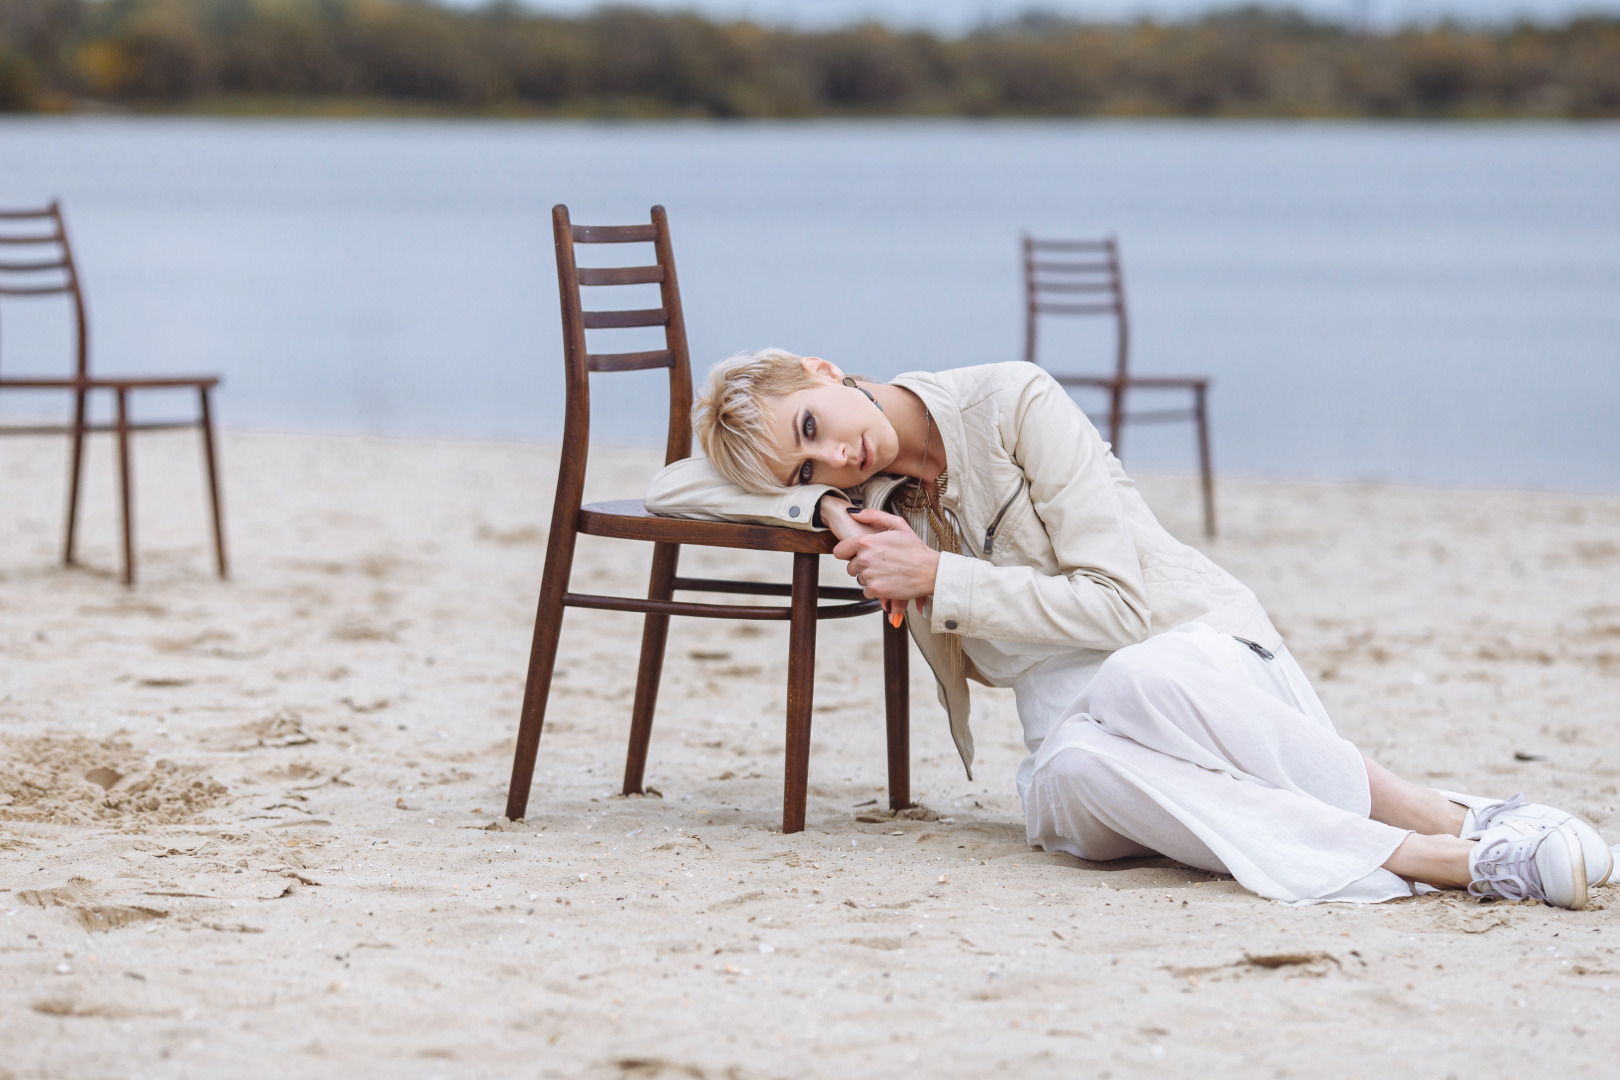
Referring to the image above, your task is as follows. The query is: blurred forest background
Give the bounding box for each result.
[1,0,1617,116]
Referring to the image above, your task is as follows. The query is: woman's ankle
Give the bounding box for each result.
[1433,795,1469,838]
[1383,832,1474,890]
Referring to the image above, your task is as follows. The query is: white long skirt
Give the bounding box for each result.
[1021,623,1416,904]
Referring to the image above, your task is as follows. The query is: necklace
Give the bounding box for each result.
[899,407,964,674]
[901,408,958,557]
[922,408,951,504]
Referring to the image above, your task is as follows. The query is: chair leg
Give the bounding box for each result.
[198,386,229,578]
[1195,384,1216,539]
[883,610,911,813]
[62,387,88,567]
[115,389,134,587]
[505,528,580,822]
[1108,383,1126,460]
[624,542,679,795]
[781,552,818,834]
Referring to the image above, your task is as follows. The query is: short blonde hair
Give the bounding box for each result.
[694,348,822,494]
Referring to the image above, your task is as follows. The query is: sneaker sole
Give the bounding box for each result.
[1568,818,1611,888]
[1567,819,1612,889]
[1558,825,1589,911]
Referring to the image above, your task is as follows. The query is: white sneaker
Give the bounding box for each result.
[1468,820,1588,910]
[1440,790,1613,888]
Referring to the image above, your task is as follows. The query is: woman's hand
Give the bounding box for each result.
[832,508,939,602]
[821,497,912,621]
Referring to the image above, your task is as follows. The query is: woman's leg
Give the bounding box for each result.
[1035,632,1483,901]
[1040,630,1590,902]
[1362,754,1477,888]
[1382,832,1473,889]
[1077,633,1373,815]
[1026,720,1413,903]
[1364,755,1467,837]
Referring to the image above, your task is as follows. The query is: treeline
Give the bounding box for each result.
[2,0,1618,117]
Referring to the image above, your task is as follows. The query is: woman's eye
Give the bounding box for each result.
[797,460,814,485]
[802,413,816,441]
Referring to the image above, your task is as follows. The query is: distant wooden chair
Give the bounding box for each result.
[0,201,227,586]
[1022,234,1216,537]
[505,204,911,834]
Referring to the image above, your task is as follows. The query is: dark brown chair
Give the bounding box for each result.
[1022,234,1216,537]
[0,201,227,586]
[505,204,911,834]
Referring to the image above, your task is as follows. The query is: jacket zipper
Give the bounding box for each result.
[1234,637,1274,661]
[982,479,1025,556]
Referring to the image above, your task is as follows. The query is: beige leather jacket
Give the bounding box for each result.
[645,361,1279,777]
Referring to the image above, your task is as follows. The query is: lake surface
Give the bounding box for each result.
[2,118,1617,490]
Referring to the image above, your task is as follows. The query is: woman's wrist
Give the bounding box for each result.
[818,493,856,538]
[922,547,940,597]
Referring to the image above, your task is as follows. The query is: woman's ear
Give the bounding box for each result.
[800,355,844,383]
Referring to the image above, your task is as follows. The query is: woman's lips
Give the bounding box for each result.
[859,437,869,471]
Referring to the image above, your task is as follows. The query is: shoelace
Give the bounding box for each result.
[1471,793,1529,834]
[1468,827,1550,902]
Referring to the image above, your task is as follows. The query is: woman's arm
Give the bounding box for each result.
[644,455,838,531]
[927,369,1152,650]
[645,455,911,533]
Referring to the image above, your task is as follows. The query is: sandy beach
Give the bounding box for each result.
[2,429,1618,1078]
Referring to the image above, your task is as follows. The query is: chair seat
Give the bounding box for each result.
[578,499,838,555]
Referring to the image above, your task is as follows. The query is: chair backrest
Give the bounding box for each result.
[0,201,88,380]
[550,204,694,521]
[1021,234,1128,380]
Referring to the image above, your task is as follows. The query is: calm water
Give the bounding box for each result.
[2,118,1617,490]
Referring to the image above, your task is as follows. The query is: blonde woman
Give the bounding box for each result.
[647,349,1613,907]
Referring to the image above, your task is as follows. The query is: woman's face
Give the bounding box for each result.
[763,363,899,490]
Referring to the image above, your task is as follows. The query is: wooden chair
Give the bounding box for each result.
[1022,234,1216,537]
[505,205,911,834]
[0,201,227,586]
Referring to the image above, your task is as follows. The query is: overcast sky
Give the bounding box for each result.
[488,0,1620,32]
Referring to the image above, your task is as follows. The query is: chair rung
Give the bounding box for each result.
[0,420,202,436]
[0,285,71,296]
[588,349,674,373]
[0,208,55,220]
[581,307,668,330]
[0,424,79,436]
[1029,239,1112,252]
[1122,409,1199,424]
[565,591,790,620]
[0,234,59,245]
[674,575,867,601]
[563,590,880,622]
[1034,282,1116,294]
[1035,302,1116,315]
[572,224,658,244]
[0,259,67,272]
[577,265,664,286]
[1031,261,1113,274]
